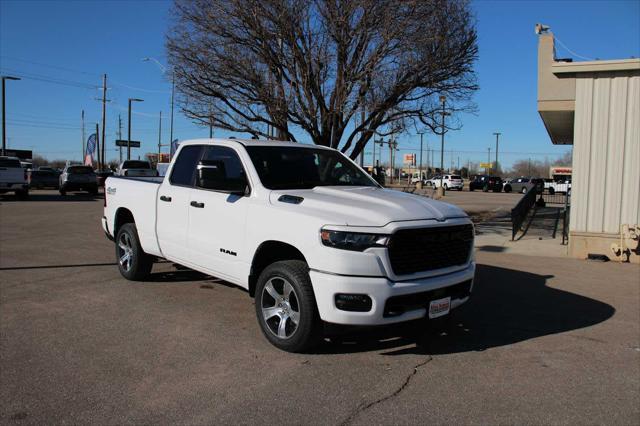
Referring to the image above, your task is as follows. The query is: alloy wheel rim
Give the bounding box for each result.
[118,232,134,272]
[261,277,300,339]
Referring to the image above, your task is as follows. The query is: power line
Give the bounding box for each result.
[0,55,100,76]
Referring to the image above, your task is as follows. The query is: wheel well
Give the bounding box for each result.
[248,241,307,297]
[114,208,135,235]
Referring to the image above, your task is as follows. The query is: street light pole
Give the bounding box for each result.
[493,132,501,174]
[2,76,20,156]
[127,98,144,160]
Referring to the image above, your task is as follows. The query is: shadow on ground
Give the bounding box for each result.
[315,263,615,355]
[0,192,102,202]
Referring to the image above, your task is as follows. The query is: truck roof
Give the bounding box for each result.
[179,138,334,150]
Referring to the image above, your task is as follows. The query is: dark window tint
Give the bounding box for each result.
[170,145,203,186]
[199,146,246,186]
[451,175,462,179]
[0,158,21,168]
[246,146,376,190]
[68,166,94,174]
[122,160,151,169]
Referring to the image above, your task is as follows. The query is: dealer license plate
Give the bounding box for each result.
[428,297,451,319]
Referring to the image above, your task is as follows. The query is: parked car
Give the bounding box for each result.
[116,160,158,177]
[59,165,98,195]
[548,179,571,194]
[30,169,60,189]
[425,175,463,190]
[95,169,114,187]
[469,175,502,192]
[103,139,476,352]
[503,177,544,194]
[0,156,29,197]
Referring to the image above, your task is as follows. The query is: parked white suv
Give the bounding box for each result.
[103,139,476,352]
[0,156,29,197]
[427,175,464,190]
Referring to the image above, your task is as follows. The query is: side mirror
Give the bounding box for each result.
[196,160,249,195]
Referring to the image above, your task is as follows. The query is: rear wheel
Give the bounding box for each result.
[521,187,527,194]
[15,189,28,198]
[504,185,512,193]
[115,223,153,281]
[255,260,321,353]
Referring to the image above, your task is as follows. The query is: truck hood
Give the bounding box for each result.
[268,186,467,227]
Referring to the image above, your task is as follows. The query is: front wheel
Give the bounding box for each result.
[115,223,153,281]
[255,260,321,353]
[504,185,512,193]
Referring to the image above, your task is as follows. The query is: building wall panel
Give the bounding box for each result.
[571,77,593,231]
[603,76,628,233]
[620,75,640,227]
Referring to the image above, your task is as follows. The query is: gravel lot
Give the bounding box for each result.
[1,190,638,424]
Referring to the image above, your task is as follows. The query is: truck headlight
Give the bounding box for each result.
[320,229,389,251]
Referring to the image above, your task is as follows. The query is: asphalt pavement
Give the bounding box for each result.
[1,190,638,424]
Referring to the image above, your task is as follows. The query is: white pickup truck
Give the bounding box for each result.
[0,156,29,198]
[102,139,476,352]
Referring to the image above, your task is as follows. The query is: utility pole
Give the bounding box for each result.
[493,132,501,174]
[438,95,449,192]
[100,74,107,171]
[487,147,491,174]
[359,106,365,167]
[2,76,20,156]
[418,132,424,182]
[95,123,100,168]
[209,116,213,139]
[127,98,143,160]
[158,111,162,165]
[528,157,532,176]
[81,110,85,160]
[169,76,175,146]
[118,114,123,163]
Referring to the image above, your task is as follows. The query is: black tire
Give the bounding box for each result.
[521,187,527,194]
[255,260,321,353]
[504,185,512,193]
[482,185,488,192]
[15,189,28,198]
[115,223,153,281]
[548,187,555,195]
[469,186,474,191]
[89,187,98,195]
[59,188,66,196]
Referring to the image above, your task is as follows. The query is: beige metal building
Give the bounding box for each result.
[537,29,640,263]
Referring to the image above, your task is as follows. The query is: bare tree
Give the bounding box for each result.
[167,0,478,159]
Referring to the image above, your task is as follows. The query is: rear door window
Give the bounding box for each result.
[0,158,21,168]
[170,145,203,187]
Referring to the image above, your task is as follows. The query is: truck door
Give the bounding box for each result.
[187,145,250,281]
[156,145,203,262]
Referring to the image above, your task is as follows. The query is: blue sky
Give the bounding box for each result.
[1,0,639,168]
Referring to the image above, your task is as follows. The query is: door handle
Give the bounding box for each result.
[190,201,205,208]
[160,195,172,202]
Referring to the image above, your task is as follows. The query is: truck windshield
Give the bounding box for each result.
[245,146,377,190]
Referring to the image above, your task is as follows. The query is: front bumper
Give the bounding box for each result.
[0,183,28,192]
[310,262,475,325]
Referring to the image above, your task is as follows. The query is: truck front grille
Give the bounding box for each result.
[387,224,473,275]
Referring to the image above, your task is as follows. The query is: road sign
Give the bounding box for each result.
[115,140,140,148]
[403,153,416,165]
[480,162,493,169]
